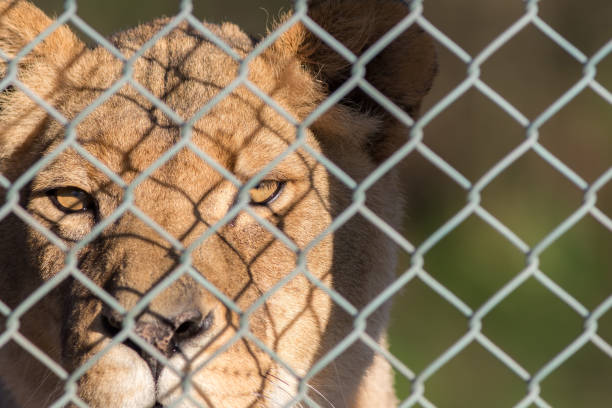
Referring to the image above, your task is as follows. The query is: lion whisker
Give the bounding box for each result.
[263,372,334,408]
[261,373,306,408]
[306,383,336,408]
[253,391,305,408]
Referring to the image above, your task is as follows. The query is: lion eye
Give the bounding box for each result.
[249,181,284,205]
[48,187,94,213]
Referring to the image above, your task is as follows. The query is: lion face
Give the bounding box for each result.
[0,1,436,407]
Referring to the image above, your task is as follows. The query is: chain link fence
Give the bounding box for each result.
[0,0,610,407]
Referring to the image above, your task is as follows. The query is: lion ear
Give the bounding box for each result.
[0,0,84,72]
[0,0,85,172]
[272,0,436,117]
[267,0,436,160]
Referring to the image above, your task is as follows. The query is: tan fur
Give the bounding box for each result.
[0,1,436,407]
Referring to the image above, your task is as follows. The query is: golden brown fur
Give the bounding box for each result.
[0,0,436,407]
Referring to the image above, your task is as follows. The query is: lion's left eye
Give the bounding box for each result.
[249,181,284,205]
[48,187,95,213]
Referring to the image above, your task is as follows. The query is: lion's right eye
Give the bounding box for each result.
[48,187,95,214]
[249,180,284,205]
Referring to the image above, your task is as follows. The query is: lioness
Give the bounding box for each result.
[0,0,436,406]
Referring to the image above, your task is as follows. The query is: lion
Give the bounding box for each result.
[0,0,436,406]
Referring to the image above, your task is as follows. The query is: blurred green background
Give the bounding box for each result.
[30,1,612,406]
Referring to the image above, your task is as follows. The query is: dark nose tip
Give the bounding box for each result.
[101,308,213,376]
[173,309,217,342]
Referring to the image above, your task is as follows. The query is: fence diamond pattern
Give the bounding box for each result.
[0,0,610,407]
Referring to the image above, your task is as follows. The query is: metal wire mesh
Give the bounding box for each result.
[0,0,610,407]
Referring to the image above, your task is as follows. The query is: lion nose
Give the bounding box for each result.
[101,308,214,377]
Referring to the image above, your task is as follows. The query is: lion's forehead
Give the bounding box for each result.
[106,20,271,119]
[72,103,306,181]
[38,16,313,213]
[61,20,302,180]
